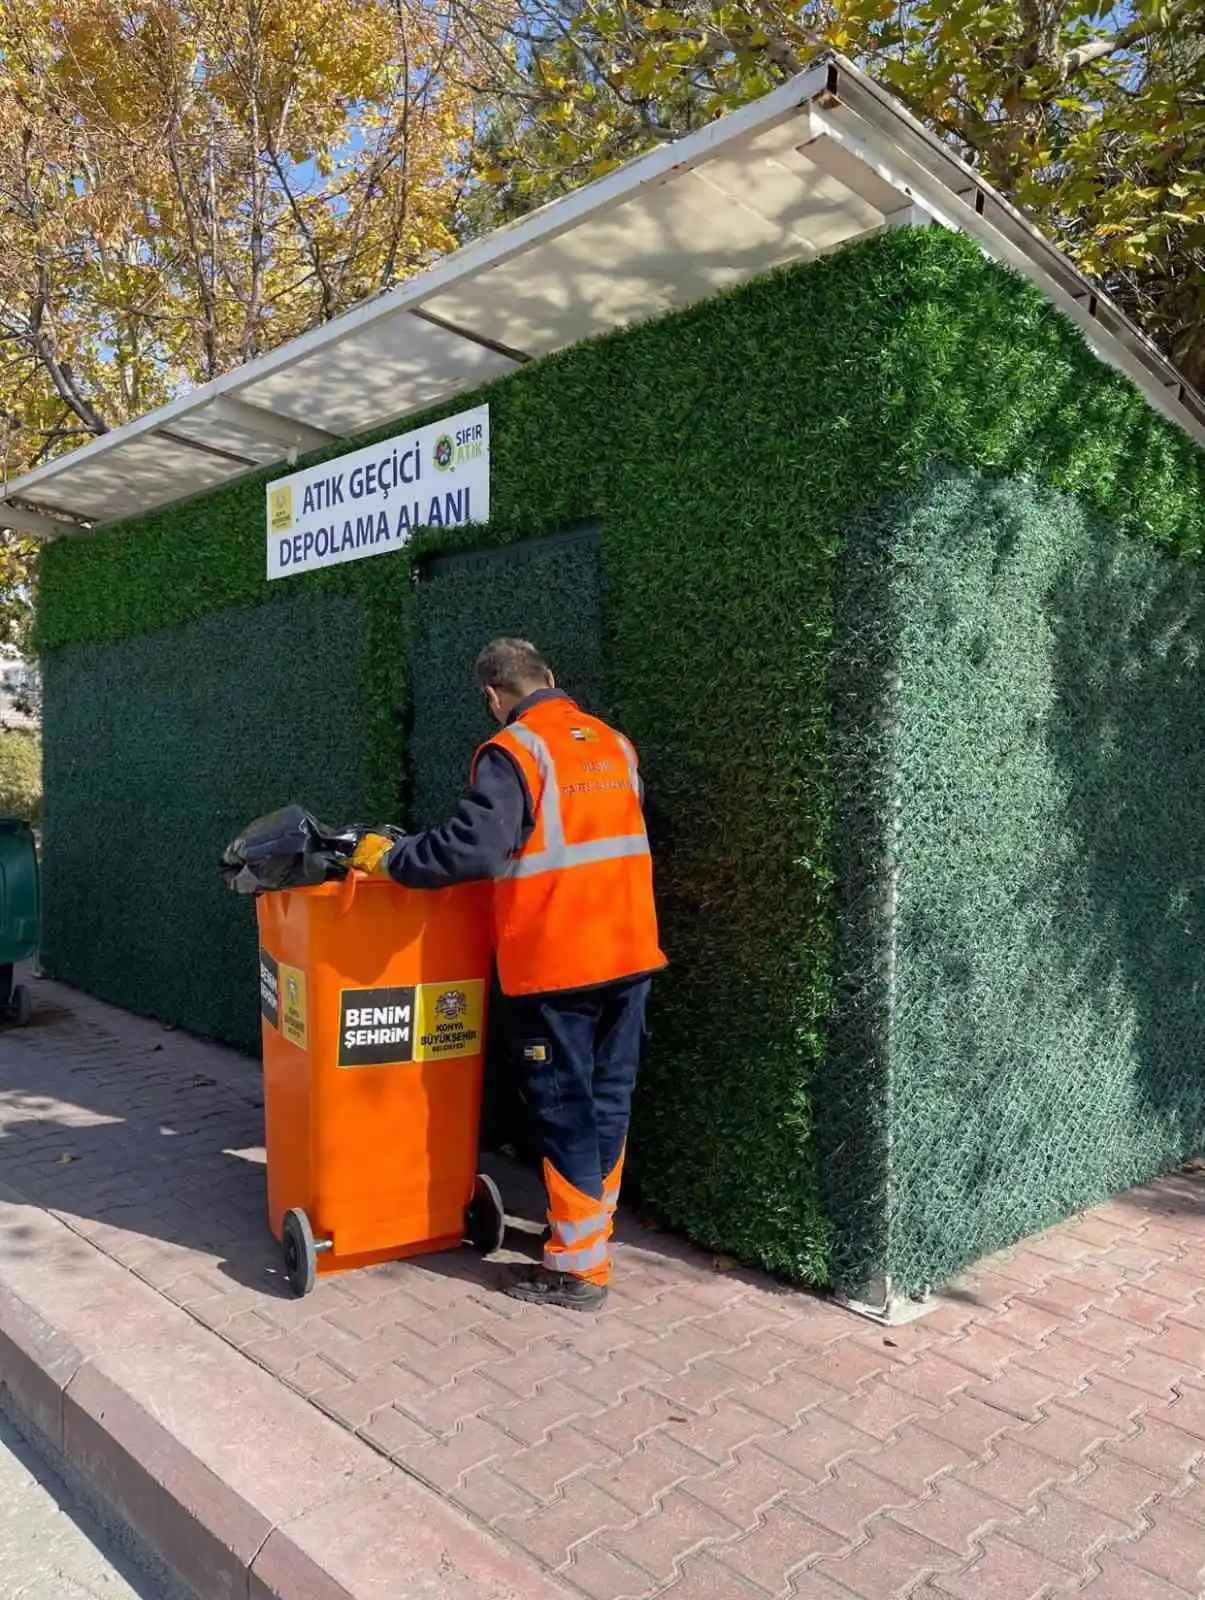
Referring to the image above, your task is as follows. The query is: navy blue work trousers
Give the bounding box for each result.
[507,976,651,1203]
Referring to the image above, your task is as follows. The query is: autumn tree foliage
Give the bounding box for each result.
[0,0,489,642]
[0,0,480,478]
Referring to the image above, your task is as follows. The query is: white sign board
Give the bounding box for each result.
[265,405,489,579]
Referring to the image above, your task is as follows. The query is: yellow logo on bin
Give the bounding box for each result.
[280,963,307,1050]
[269,484,293,533]
[414,980,484,1062]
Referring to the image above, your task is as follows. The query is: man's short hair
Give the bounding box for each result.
[475,638,554,697]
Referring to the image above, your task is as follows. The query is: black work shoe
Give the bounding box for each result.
[504,1266,607,1312]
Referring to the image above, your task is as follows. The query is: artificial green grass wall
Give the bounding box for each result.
[410,529,603,828]
[40,596,374,1053]
[36,227,1205,1285]
[834,463,1205,1296]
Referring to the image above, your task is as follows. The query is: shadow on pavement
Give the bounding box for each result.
[0,978,753,1314]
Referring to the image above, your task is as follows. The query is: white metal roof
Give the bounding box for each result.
[4,53,1202,538]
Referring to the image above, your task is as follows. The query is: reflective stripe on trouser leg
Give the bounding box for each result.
[602,1146,626,1243]
[542,1158,612,1285]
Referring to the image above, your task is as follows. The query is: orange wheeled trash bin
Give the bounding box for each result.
[255,872,504,1296]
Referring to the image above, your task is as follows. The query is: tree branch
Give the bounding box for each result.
[1065,16,1159,75]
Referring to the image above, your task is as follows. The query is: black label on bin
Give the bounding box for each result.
[339,986,417,1067]
[259,949,279,1030]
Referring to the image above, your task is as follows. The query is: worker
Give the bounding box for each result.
[349,639,666,1311]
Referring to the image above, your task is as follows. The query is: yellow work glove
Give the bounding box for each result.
[347,831,396,877]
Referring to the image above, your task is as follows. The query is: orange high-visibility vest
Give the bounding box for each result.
[472,697,666,997]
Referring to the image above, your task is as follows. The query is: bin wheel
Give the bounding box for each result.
[282,1208,317,1297]
[465,1173,505,1256]
[8,986,30,1028]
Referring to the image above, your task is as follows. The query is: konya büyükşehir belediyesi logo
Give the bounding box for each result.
[435,989,468,1021]
[269,484,292,531]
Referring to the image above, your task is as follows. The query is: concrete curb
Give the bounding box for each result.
[0,1188,568,1600]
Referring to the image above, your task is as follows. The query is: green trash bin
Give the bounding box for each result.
[0,818,39,1027]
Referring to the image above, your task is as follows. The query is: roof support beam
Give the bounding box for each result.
[886,202,935,230]
[155,428,261,468]
[409,308,532,366]
[208,397,343,451]
[0,500,80,538]
[802,114,962,233]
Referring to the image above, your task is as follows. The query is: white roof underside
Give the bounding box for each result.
[4,54,1202,537]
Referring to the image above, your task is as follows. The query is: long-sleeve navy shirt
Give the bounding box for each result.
[385,688,644,891]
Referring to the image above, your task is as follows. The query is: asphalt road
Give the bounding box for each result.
[0,1412,164,1599]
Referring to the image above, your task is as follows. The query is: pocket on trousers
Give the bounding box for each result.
[517,1037,560,1112]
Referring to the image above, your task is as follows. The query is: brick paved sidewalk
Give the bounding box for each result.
[3,979,1205,1599]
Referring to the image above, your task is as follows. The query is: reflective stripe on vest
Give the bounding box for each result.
[503,723,650,880]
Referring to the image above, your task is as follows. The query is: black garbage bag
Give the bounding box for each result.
[220,805,401,895]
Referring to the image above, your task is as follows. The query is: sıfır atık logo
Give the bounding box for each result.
[433,434,455,472]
